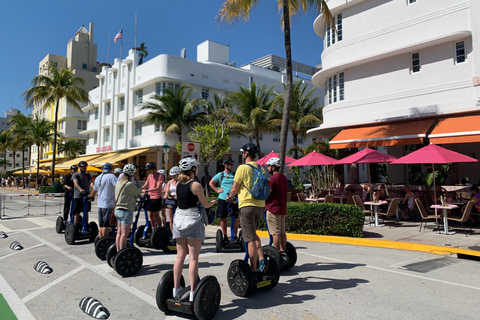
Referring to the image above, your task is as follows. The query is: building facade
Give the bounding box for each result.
[309,0,480,184]
[0,108,30,172]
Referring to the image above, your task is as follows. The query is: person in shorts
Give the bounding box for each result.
[265,157,288,260]
[92,163,117,239]
[142,162,165,228]
[72,161,93,225]
[227,143,266,273]
[209,157,239,244]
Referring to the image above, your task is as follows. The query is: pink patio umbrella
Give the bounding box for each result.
[390,144,478,204]
[256,151,296,165]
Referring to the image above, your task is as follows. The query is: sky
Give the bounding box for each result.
[0,0,323,117]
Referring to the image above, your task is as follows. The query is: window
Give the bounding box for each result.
[408,0,417,4]
[134,121,142,136]
[104,128,110,142]
[325,72,345,106]
[82,121,86,130]
[455,41,466,64]
[201,88,209,99]
[298,137,303,144]
[94,132,98,144]
[411,52,421,73]
[119,97,125,111]
[136,89,143,105]
[77,120,82,129]
[118,124,124,139]
[273,132,280,142]
[324,14,343,48]
[82,63,87,70]
[154,124,161,132]
[95,107,99,120]
[156,82,180,96]
[105,102,111,116]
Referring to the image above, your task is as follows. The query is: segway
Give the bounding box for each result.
[134,193,163,249]
[156,197,178,253]
[227,240,280,297]
[156,270,221,320]
[64,192,98,245]
[215,199,244,252]
[105,194,147,277]
[94,225,116,260]
[261,211,297,270]
[56,191,74,233]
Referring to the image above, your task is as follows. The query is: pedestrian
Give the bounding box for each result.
[36,175,42,190]
[172,157,216,302]
[92,163,117,239]
[141,162,165,228]
[16,177,20,189]
[158,169,167,227]
[265,157,288,260]
[209,157,239,244]
[114,164,142,251]
[226,143,267,273]
[72,161,93,225]
[25,176,30,190]
[164,166,180,233]
[63,165,78,222]
[114,168,122,179]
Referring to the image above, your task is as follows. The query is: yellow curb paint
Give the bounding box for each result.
[255,231,480,258]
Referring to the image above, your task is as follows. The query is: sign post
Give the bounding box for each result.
[181,142,201,160]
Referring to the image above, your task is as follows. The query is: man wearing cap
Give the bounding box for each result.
[92,163,118,238]
[209,157,239,244]
[72,161,93,224]
[63,165,78,222]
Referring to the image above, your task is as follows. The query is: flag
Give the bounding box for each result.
[114,28,123,43]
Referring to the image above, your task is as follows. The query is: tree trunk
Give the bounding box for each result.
[36,143,41,178]
[22,150,25,189]
[255,134,262,159]
[51,99,59,185]
[279,0,293,174]
[293,134,298,159]
[347,163,359,184]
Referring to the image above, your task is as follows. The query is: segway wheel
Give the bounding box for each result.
[159,223,175,253]
[95,236,115,260]
[94,235,100,245]
[261,255,280,290]
[227,260,254,297]
[262,245,281,271]
[65,224,78,245]
[114,247,143,277]
[215,229,223,252]
[88,222,99,242]
[150,227,163,249]
[56,216,64,234]
[283,241,297,270]
[239,230,245,252]
[106,243,117,268]
[156,270,185,313]
[134,225,146,247]
[194,276,221,320]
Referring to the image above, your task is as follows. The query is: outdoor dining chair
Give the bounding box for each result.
[415,198,441,232]
[346,193,356,205]
[353,195,373,223]
[297,193,307,202]
[324,194,335,203]
[447,200,474,236]
[377,198,399,228]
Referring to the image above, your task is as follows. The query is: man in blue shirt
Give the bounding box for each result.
[92,163,117,238]
[209,157,239,244]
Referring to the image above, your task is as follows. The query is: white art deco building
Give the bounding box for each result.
[308,0,480,184]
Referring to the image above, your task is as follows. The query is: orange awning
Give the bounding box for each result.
[429,114,480,144]
[329,119,436,149]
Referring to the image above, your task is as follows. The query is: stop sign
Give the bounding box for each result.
[187,143,195,152]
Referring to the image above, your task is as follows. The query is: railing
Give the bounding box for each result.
[0,193,65,220]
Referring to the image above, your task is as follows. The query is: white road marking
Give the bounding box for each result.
[0,273,36,320]
[0,243,45,261]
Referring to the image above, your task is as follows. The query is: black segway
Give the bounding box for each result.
[105,194,147,277]
[134,193,163,249]
[65,192,98,245]
[94,226,116,260]
[215,199,244,252]
[156,197,178,253]
[261,211,297,270]
[56,191,73,233]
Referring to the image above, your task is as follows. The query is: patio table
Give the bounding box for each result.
[365,200,388,227]
[431,204,458,235]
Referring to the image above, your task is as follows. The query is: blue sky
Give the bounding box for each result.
[0,0,323,117]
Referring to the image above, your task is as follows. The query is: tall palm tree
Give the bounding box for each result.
[58,140,85,160]
[141,85,206,146]
[0,132,12,176]
[22,65,91,181]
[28,116,54,178]
[134,42,148,65]
[8,112,33,184]
[228,82,276,156]
[217,0,333,172]
[9,138,22,173]
[274,81,322,158]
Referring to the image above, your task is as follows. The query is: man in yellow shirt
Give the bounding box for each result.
[227,143,266,273]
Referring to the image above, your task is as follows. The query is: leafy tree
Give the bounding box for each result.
[58,139,85,160]
[202,93,244,137]
[0,132,12,176]
[141,85,206,146]
[134,42,149,65]
[22,65,91,179]
[7,112,33,184]
[28,116,54,178]
[217,0,334,172]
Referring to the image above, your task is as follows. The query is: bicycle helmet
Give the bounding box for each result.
[103,162,113,173]
[266,157,282,168]
[114,168,123,174]
[169,166,180,176]
[240,143,258,157]
[222,157,234,165]
[70,165,78,170]
[78,161,88,167]
[157,169,166,176]
[123,163,137,176]
[179,157,200,172]
[145,162,156,170]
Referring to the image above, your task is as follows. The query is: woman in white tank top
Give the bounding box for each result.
[164,166,180,232]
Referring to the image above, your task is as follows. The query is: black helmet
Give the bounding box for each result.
[145,162,156,170]
[78,161,88,167]
[222,157,234,165]
[70,165,78,170]
[240,143,258,157]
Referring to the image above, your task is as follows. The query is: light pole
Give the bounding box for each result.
[163,142,170,175]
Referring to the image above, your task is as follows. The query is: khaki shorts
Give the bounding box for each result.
[266,211,286,235]
[239,206,263,243]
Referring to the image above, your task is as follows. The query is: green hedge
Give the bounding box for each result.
[39,186,55,193]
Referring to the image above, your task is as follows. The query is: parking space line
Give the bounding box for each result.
[0,274,35,320]
[0,243,45,261]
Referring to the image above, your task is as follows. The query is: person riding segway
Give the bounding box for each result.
[56,165,78,233]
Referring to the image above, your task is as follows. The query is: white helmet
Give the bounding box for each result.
[266,157,282,168]
[114,168,123,174]
[179,157,200,171]
[123,163,137,176]
[169,166,180,176]
[157,169,166,176]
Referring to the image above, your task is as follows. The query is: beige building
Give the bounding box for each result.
[30,23,99,167]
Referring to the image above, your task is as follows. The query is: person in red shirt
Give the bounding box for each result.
[265,157,288,260]
[142,162,165,228]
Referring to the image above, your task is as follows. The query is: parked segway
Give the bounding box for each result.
[65,192,98,245]
[56,191,74,233]
[261,211,297,270]
[215,199,244,252]
[94,226,116,260]
[133,192,164,249]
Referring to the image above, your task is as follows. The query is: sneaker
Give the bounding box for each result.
[234,236,241,244]
[258,259,266,272]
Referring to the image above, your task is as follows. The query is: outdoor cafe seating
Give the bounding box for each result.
[377,198,400,228]
[415,198,442,232]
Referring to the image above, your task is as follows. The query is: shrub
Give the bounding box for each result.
[39,186,55,193]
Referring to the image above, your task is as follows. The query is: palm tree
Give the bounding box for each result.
[8,112,33,184]
[141,85,206,146]
[134,42,148,65]
[22,65,91,181]
[28,116,54,178]
[0,132,12,176]
[9,138,22,173]
[58,140,85,160]
[228,82,276,156]
[217,0,334,172]
[274,81,322,158]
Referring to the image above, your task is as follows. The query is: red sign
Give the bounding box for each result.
[187,143,195,152]
[96,145,112,153]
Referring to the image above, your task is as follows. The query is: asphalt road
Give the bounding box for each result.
[0,197,480,319]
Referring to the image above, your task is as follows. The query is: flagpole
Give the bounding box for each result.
[120,24,123,61]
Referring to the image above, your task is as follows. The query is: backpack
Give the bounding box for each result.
[243,164,270,200]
